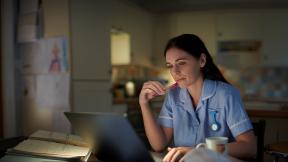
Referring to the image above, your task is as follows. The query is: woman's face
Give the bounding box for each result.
[165,47,204,88]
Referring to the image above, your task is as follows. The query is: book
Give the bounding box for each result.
[8,130,92,162]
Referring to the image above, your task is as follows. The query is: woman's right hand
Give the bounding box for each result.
[139,81,166,106]
[163,147,192,162]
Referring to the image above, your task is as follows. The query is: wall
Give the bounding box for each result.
[111,0,154,67]
[240,67,288,98]
[19,0,71,135]
[1,0,17,137]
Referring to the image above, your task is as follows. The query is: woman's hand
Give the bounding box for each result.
[139,81,165,105]
[163,147,192,162]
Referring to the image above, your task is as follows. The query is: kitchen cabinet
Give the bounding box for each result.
[216,12,262,66]
[70,0,112,80]
[72,81,112,112]
[216,11,288,67]
[262,12,288,66]
[70,0,112,112]
[216,12,263,41]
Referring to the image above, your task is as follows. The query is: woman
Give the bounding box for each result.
[139,34,256,162]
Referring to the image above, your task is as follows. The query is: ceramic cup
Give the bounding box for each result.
[196,137,228,155]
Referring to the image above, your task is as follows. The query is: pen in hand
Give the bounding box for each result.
[152,82,178,97]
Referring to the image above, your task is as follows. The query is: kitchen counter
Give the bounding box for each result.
[247,109,288,118]
[113,97,288,118]
[244,98,288,118]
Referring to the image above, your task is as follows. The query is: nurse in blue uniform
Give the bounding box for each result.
[139,34,256,162]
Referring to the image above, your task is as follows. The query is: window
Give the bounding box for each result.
[111,29,131,65]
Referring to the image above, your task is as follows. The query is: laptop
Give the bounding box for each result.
[64,112,163,162]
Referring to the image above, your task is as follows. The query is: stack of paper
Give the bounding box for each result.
[8,130,92,161]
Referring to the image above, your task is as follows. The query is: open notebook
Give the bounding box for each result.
[7,130,92,161]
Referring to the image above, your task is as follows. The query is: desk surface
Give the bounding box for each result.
[268,142,288,153]
[1,154,69,162]
[265,142,288,160]
[1,154,101,162]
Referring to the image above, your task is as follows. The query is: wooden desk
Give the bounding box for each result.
[266,142,288,162]
[267,142,288,153]
[1,154,101,162]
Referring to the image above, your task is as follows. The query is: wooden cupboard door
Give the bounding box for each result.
[72,81,112,112]
[216,12,263,41]
[70,0,112,80]
[262,12,288,66]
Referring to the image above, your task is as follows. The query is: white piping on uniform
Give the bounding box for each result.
[230,118,249,130]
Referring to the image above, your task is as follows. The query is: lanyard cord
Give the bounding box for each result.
[210,111,220,131]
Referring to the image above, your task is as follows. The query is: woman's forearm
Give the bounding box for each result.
[140,103,168,152]
[228,140,256,158]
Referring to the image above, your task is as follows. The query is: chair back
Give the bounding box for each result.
[252,120,266,162]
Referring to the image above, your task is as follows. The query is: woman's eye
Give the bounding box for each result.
[177,61,186,66]
[166,65,172,69]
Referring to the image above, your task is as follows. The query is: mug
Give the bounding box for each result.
[196,137,228,155]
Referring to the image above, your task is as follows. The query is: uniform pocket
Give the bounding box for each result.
[207,107,224,131]
[208,107,223,118]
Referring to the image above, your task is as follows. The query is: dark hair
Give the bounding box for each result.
[164,34,229,84]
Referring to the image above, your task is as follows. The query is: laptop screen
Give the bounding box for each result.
[64,112,155,162]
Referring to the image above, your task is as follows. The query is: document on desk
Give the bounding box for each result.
[30,130,87,147]
[8,130,92,161]
[13,139,89,158]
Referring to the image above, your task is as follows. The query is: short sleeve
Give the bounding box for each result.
[226,88,253,138]
[157,92,173,128]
